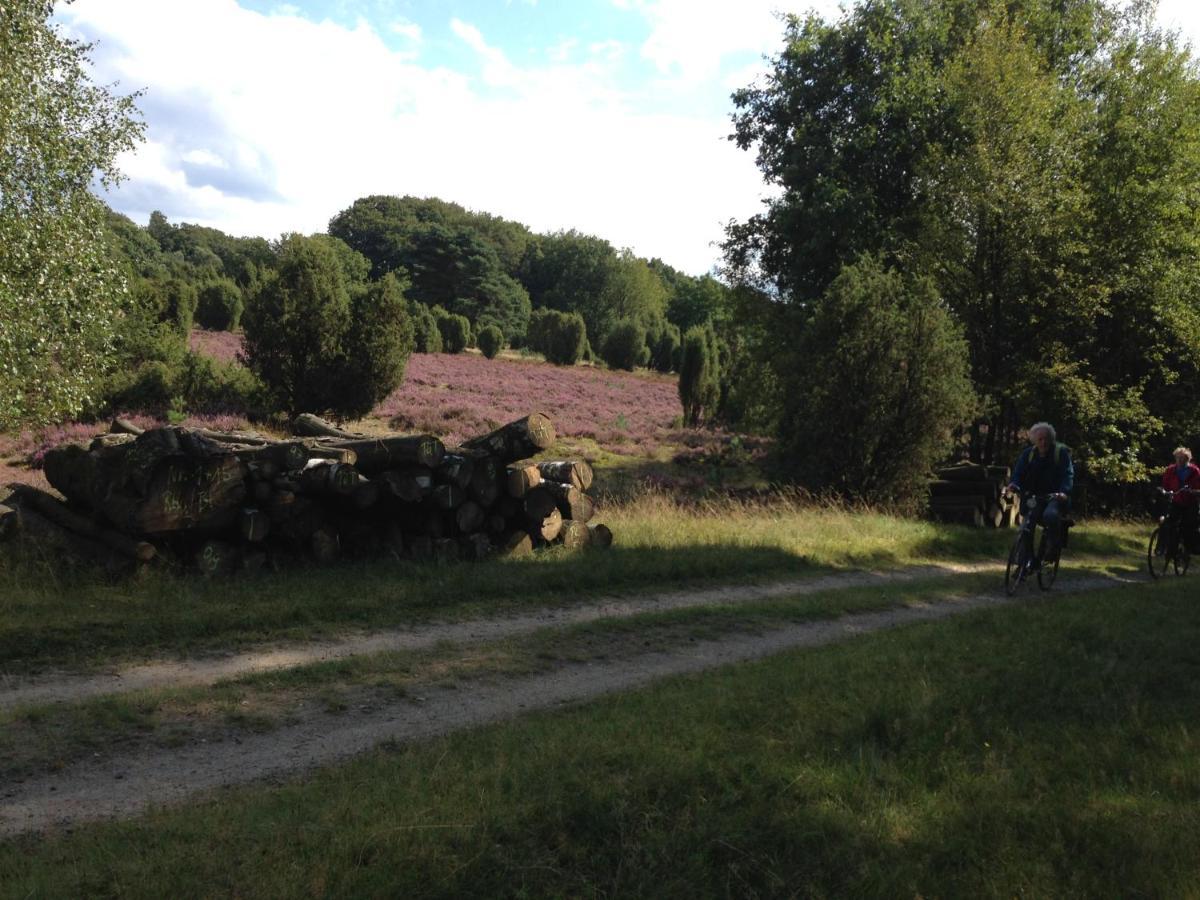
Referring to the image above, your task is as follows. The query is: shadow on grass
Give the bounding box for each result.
[0,542,811,670]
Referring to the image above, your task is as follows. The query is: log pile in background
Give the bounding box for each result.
[2,412,611,574]
[928,461,1016,528]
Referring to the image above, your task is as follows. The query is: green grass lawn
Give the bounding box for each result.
[1,493,1145,672]
[2,572,1195,898]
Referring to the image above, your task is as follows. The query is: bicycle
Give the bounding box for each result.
[1147,487,1196,579]
[1004,491,1068,595]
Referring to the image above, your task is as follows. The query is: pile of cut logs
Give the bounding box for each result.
[0,412,611,575]
[928,461,1016,528]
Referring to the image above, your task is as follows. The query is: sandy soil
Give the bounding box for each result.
[0,565,1137,836]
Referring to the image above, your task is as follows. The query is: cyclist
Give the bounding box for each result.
[1158,446,1200,556]
[1005,422,1074,569]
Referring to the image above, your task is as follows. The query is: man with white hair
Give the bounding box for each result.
[1006,422,1074,567]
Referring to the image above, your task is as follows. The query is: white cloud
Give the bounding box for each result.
[619,0,841,84]
[388,18,421,42]
[62,0,764,274]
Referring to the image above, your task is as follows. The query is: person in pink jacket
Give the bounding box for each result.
[1160,446,1200,555]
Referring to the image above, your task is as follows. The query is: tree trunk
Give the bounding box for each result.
[498,530,533,558]
[310,527,340,564]
[462,413,556,463]
[539,480,596,523]
[437,454,475,490]
[380,467,434,503]
[300,460,360,497]
[587,522,613,548]
[196,539,240,577]
[292,413,364,440]
[557,519,591,550]
[506,465,542,498]
[530,507,563,542]
[239,507,271,543]
[109,417,144,436]
[522,486,558,521]
[460,532,491,561]
[455,500,485,535]
[327,435,445,473]
[0,503,18,541]
[536,460,594,491]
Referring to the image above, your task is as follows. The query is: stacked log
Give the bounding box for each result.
[4,413,613,573]
[928,462,1015,528]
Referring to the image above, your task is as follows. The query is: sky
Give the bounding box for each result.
[57,0,1200,276]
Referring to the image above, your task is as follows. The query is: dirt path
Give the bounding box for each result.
[0,562,999,711]
[0,567,1138,836]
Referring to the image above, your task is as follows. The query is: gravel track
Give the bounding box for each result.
[0,563,998,711]
[0,565,1139,836]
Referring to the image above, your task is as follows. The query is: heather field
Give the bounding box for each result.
[0,331,768,495]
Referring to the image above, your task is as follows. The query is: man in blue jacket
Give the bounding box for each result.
[1006,421,1074,566]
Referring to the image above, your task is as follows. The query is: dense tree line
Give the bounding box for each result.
[722,0,1200,506]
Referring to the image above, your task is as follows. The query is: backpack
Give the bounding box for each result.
[1019,443,1069,469]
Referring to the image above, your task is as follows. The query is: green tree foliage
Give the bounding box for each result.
[522,232,671,351]
[433,307,471,354]
[477,324,504,359]
[667,274,729,333]
[242,234,411,419]
[338,273,414,418]
[778,257,974,509]
[0,0,144,429]
[196,278,244,331]
[328,196,532,342]
[724,0,1200,484]
[600,319,649,371]
[527,308,587,366]
[678,324,721,427]
[410,302,443,353]
[645,320,681,374]
[150,277,199,335]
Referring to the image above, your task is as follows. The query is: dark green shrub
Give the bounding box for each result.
[142,277,198,334]
[195,278,244,331]
[242,235,412,419]
[777,255,973,509]
[647,320,681,373]
[600,319,648,371]
[679,324,720,426]
[412,303,443,353]
[477,324,504,359]
[335,272,415,417]
[527,308,587,365]
[437,311,471,354]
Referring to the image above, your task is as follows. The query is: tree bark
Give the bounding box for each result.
[530,507,563,542]
[292,413,365,440]
[379,467,434,503]
[0,503,18,541]
[196,539,240,577]
[327,435,445,473]
[557,519,591,550]
[539,480,596,523]
[522,486,558,521]
[498,530,533,558]
[462,413,556,463]
[587,522,613,548]
[536,460,593,491]
[506,465,542,498]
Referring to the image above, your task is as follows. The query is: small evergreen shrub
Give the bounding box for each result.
[600,319,648,371]
[477,324,504,359]
[196,278,245,331]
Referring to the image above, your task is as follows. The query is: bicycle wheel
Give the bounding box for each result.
[1037,530,1059,590]
[1005,533,1031,596]
[1148,527,1171,580]
[1175,544,1191,576]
